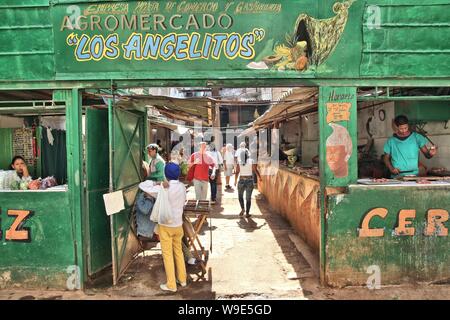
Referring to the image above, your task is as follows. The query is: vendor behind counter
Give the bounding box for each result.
[0,155,59,191]
[383,115,437,178]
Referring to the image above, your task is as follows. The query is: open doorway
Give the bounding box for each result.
[85,85,324,299]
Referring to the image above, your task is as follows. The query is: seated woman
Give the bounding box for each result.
[9,156,32,190]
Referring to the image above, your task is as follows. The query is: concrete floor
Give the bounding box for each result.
[1,176,449,300]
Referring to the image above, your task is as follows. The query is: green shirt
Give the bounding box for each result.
[383,132,428,177]
[147,154,165,182]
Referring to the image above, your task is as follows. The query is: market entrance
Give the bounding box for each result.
[89,85,322,292]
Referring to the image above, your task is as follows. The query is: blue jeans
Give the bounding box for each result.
[238,178,254,214]
[136,191,157,238]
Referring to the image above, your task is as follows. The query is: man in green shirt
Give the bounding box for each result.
[146,143,166,182]
[136,143,166,242]
[383,115,437,177]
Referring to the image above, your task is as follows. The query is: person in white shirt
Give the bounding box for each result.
[207,145,223,204]
[235,148,261,217]
[223,143,235,190]
[159,162,187,292]
[235,141,247,161]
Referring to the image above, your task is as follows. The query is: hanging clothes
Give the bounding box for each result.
[41,126,67,185]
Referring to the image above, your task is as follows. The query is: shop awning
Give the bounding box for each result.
[148,116,178,130]
[115,94,214,126]
[253,87,318,128]
[148,116,190,135]
[238,126,256,137]
[92,93,214,126]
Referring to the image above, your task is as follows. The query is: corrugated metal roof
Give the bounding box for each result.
[112,94,214,126]
[253,87,318,128]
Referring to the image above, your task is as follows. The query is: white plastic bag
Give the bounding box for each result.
[150,191,161,223]
[150,187,174,225]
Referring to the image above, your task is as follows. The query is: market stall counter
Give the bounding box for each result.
[325,181,450,287]
[0,190,75,288]
[258,160,323,252]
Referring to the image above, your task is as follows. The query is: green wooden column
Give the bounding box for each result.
[319,87,358,187]
[318,86,357,284]
[55,89,85,289]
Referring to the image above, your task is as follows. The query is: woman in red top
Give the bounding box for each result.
[188,142,216,200]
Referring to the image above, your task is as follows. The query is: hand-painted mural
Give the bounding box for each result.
[319,87,357,187]
[65,28,266,62]
[326,123,352,178]
[3,0,450,81]
[52,0,357,74]
[252,0,356,71]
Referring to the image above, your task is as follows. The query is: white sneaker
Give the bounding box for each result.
[177,280,187,287]
[160,283,177,292]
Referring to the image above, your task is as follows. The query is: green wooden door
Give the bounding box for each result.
[85,108,112,276]
[109,105,145,285]
[0,128,13,170]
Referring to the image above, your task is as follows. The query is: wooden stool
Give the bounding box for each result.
[183,200,211,280]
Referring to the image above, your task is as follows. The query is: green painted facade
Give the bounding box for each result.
[0,0,449,288]
[395,101,450,122]
[0,0,449,85]
[85,108,112,275]
[0,129,13,169]
[326,186,450,286]
[109,105,145,285]
[319,87,358,187]
[0,192,75,288]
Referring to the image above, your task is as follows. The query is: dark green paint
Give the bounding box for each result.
[65,89,85,287]
[319,87,357,187]
[85,108,111,275]
[0,1,54,81]
[326,186,450,286]
[0,128,13,170]
[109,105,144,285]
[0,0,448,82]
[0,0,449,289]
[361,3,450,78]
[395,100,450,122]
[0,192,75,288]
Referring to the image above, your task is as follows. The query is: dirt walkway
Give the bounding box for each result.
[1,177,449,300]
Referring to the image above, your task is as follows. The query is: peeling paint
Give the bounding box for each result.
[327,187,450,286]
[334,194,346,206]
[74,170,80,186]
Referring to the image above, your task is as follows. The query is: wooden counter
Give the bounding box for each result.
[258,163,321,252]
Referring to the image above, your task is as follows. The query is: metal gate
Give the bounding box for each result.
[85,107,111,276]
[108,102,145,285]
